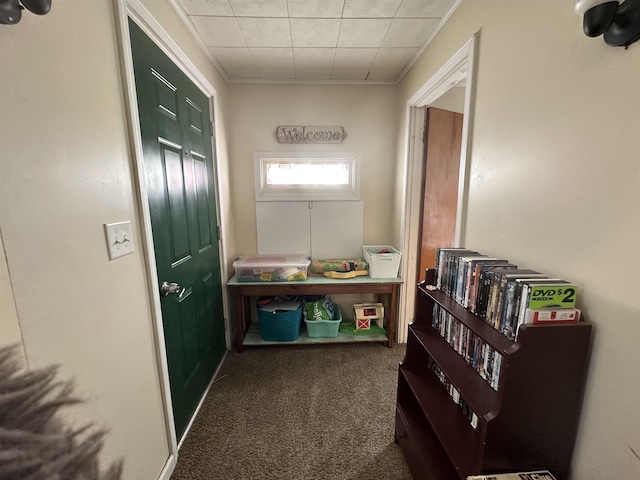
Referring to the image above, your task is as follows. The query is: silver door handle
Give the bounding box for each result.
[160,281,181,296]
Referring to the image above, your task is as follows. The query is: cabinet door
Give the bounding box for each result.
[256,201,363,258]
[311,201,363,259]
[256,202,311,255]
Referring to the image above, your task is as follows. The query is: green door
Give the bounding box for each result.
[129,20,226,439]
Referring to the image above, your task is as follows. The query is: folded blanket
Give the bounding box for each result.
[308,258,368,275]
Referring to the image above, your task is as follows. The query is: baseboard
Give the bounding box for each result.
[157,453,177,480]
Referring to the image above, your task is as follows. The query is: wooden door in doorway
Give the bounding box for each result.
[417,107,463,282]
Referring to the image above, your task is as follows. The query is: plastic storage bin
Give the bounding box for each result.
[233,254,311,282]
[362,246,402,278]
[304,305,342,338]
[258,303,302,341]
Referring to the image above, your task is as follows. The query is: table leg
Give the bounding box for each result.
[231,289,245,353]
[387,284,398,348]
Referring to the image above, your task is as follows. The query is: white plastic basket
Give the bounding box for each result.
[362,245,401,278]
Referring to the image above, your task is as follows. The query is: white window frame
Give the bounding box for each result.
[254,152,361,201]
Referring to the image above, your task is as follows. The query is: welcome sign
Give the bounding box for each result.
[275,125,346,144]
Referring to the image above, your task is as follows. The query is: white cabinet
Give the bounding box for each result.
[256,201,363,259]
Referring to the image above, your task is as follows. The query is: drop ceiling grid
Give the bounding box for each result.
[175,0,459,83]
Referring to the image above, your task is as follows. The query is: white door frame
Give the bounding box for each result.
[397,33,478,343]
[113,1,230,478]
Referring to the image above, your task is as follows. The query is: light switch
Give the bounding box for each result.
[104,221,134,260]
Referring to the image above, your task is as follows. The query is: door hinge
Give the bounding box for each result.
[217,226,221,240]
[210,121,215,137]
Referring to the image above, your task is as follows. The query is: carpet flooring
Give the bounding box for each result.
[171,343,412,480]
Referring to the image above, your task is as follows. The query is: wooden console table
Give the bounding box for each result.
[227,275,402,352]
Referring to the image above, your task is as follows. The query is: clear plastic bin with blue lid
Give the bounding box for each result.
[233,254,311,282]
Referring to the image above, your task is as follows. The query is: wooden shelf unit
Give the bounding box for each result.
[395,270,592,480]
[227,274,402,352]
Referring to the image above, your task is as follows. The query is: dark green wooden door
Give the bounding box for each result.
[129,20,226,439]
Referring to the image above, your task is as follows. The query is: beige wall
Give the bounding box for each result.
[227,83,398,255]
[0,1,233,479]
[3,0,639,478]
[0,232,25,365]
[397,1,640,478]
[430,85,465,113]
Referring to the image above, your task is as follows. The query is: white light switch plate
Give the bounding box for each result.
[104,221,134,260]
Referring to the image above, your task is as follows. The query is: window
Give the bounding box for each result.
[254,152,360,201]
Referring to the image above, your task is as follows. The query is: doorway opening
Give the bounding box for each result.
[397,33,478,343]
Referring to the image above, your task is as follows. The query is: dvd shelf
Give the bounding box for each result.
[395,268,592,480]
[433,304,503,391]
[434,248,580,341]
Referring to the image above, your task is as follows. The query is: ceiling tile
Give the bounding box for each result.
[331,68,368,80]
[294,48,334,79]
[370,47,418,70]
[296,69,334,79]
[287,0,346,18]
[294,47,335,69]
[174,0,458,82]
[396,0,454,18]
[250,48,294,70]
[258,68,297,79]
[342,0,403,18]
[237,17,291,47]
[290,19,341,48]
[365,69,399,81]
[333,48,378,66]
[337,19,391,47]
[191,16,245,47]
[382,18,439,47]
[208,47,259,78]
[228,0,288,17]
[175,0,234,16]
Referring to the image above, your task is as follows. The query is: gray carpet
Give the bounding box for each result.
[171,343,412,480]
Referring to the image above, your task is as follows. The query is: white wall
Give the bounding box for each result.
[396,1,640,478]
[227,84,398,255]
[0,1,233,479]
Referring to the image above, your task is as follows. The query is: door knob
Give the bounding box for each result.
[160,281,181,296]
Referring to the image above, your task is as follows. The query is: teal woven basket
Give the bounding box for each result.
[258,304,302,342]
